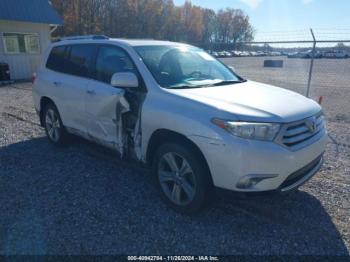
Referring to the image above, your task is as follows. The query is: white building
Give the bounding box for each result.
[0,0,62,80]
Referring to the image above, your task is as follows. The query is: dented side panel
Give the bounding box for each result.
[116,95,130,157]
[132,107,143,160]
[85,79,130,156]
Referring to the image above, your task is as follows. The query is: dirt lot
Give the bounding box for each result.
[0,57,349,255]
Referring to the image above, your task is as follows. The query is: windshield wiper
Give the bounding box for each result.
[167,79,246,89]
[208,80,246,86]
[167,85,204,89]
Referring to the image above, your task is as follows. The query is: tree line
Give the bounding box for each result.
[51,0,254,46]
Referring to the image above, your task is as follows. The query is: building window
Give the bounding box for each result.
[3,33,40,54]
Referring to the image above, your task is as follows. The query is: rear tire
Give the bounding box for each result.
[152,142,213,215]
[43,103,68,146]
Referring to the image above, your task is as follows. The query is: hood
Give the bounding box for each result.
[168,81,321,123]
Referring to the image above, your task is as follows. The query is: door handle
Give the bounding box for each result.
[87,89,96,95]
[53,81,61,86]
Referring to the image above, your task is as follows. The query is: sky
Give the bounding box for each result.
[173,0,350,41]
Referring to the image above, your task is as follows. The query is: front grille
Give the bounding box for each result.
[276,113,325,150]
[280,155,323,189]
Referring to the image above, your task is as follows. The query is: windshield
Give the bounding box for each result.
[134,45,244,89]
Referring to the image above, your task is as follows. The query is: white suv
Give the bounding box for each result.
[33,36,328,214]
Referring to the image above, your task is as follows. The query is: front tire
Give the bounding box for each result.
[153,143,213,214]
[43,103,68,146]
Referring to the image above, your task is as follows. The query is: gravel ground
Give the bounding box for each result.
[0,79,349,255]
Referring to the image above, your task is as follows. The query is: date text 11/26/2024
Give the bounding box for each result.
[127,256,219,261]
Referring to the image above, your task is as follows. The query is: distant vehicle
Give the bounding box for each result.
[222,51,232,57]
[305,50,322,59]
[212,52,219,58]
[33,36,327,214]
[215,51,232,58]
[323,50,349,59]
[287,52,301,58]
[299,50,323,59]
[256,51,266,57]
[239,51,250,57]
[287,50,322,59]
[231,51,241,57]
[217,51,226,58]
[270,51,282,56]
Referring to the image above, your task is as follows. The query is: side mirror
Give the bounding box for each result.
[111,72,139,88]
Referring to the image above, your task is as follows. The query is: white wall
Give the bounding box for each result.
[0,20,51,80]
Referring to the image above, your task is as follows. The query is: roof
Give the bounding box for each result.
[0,0,62,25]
[113,39,187,47]
[53,36,188,47]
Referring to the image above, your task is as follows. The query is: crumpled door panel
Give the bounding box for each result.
[116,95,130,157]
[85,81,130,156]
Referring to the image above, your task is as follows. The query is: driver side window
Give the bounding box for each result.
[95,45,135,84]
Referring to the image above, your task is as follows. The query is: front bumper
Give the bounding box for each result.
[279,154,323,192]
[189,129,328,192]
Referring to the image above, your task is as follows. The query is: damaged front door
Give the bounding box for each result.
[85,79,130,154]
[85,45,139,155]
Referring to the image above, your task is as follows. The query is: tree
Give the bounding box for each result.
[177,1,204,43]
[336,42,347,50]
[202,8,216,44]
[216,8,254,45]
[50,0,254,46]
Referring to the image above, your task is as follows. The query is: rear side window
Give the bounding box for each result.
[66,45,97,78]
[95,45,136,84]
[46,46,66,72]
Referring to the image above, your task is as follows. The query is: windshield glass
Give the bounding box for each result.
[134,45,243,89]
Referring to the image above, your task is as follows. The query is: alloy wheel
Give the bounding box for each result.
[45,108,61,142]
[158,152,196,206]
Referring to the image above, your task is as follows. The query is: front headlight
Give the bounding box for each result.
[212,118,281,141]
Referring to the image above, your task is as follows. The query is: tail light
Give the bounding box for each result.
[32,73,36,84]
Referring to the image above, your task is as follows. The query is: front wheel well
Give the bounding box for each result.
[146,129,212,179]
[39,97,55,126]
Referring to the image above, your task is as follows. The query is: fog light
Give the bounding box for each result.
[237,174,278,189]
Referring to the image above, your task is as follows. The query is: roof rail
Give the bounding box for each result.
[55,35,109,42]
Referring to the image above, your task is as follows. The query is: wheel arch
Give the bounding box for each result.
[146,129,213,183]
[39,96,56,127]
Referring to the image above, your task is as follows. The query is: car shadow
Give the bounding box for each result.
[0,137,348,255]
